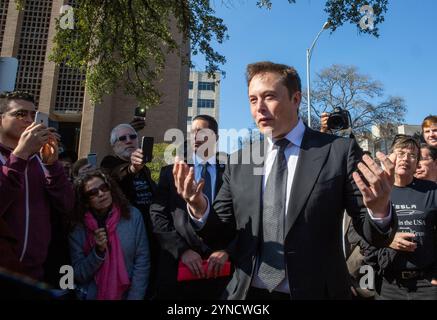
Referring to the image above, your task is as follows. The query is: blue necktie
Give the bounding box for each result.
[202,162,213,205]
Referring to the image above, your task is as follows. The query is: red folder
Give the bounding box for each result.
[177,260,231,281]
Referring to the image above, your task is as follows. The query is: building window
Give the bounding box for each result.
[54,0,85,113]
[55,62,86,113]
[198,99,214,108]
[0,0,9,50]
[189,81,193,90]
[198,81,215,91]
[15,0,53,105]
[188,98,192,108]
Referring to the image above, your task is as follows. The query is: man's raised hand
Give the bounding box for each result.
[352,151,396,217]
[173,158,207,219]
[13,123,49,160]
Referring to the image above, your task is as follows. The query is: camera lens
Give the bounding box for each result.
[327,114,345,130]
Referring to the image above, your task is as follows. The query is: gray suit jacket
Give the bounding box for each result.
[199,126,397,300]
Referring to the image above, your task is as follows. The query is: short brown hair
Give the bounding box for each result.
[192,114,218,136]
[390,135,420,161]
[421,115,437,130]
[246,61,301,98]
[0,91,35,114]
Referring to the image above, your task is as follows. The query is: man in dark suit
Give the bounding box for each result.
[173,61,398,300]
[151,115,230,299]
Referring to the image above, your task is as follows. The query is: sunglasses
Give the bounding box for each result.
[117,134,137,142]
[85,183,110,198]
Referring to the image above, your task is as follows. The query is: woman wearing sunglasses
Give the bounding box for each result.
[68,170,150,300]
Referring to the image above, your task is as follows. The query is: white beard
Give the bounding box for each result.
[115,149,132,162]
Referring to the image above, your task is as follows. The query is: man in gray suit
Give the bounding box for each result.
[173,61,397,300]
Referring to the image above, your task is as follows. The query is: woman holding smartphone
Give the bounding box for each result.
[68,170,150,300]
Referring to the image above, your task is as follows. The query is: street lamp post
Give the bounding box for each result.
[306,21,330,128]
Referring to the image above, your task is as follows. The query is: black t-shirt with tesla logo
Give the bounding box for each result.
[391,178,437,271]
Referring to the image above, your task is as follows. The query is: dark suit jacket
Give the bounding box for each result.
[150,159,228,295]
[199,127,397,300]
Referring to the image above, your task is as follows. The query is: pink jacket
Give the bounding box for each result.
[0,143,74,279]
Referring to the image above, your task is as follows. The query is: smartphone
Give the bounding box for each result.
[141,137,154,163]
[87,153,97,167]
[34,111,49,127]
[134,106,146,119]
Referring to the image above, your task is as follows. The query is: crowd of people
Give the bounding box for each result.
[0,61,436,300]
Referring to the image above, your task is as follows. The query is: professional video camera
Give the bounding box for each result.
[327,107,352,131]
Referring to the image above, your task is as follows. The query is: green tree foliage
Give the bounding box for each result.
[324,0,388,37]
[48,1,228,108]
[258,0,388,37]
[14,0,389,107]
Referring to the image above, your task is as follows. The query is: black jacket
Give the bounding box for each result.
[150,159,228,294]
[198,127,397,300]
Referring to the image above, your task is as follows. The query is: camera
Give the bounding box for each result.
[134,106,146,118]
[327,107,351,131]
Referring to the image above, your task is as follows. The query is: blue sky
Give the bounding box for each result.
[191,0,437,150]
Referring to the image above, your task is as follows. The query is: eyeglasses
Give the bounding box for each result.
[419,157,432,162]
[117,134,137,142]
[4,109,36,121]
[85,183,110,198]
[395,151,418,160]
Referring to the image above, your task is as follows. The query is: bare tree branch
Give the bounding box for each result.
[301,64,406,135]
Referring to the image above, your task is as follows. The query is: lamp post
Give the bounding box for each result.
[306,21,330,128]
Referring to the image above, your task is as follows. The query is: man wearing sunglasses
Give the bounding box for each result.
[101,123,157,298]
[0,91,74,280]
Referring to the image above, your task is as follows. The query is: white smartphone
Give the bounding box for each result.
[87,153,97,167]
[34,111,49,127]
